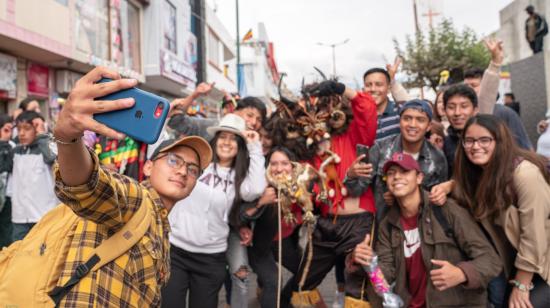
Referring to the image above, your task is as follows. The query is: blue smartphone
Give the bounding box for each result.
[93,78,170,144]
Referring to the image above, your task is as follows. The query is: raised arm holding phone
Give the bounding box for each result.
[0,66,213,307]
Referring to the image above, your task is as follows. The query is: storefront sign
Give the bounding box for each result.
[0,52,17,99]
[88,55,143,81]
[160,49,197,90]
[27,63,49,98]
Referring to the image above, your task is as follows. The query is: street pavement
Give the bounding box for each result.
[219,268,338,307]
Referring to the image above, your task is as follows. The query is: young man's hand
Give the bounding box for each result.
[239,226,253,246]
[430,259,467,291]
[386,56,402,82]
[352,234,373,267]
[484,39,504,65]
[383,191,395,207]
[0,123,12,141]
[244,130,260,143]
[429,180,453,206]
[346,155,373,178]
[537,120,548,134]
[258,187,278,207]
[32,118,46,134]
[54,66,136,142]
[193,82,215,98]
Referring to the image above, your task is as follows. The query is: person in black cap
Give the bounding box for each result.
[344,99,449,221]
[525,5,548,54]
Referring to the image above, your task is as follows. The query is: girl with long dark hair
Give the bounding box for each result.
[162,114,267,308]
[241,146,304,308]
[453,114,550,307]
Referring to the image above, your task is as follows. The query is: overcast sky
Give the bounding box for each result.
[207,0,515,91]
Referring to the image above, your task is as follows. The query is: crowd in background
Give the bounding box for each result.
[0,34,549,308]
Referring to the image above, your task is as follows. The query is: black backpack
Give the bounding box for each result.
[540,16,549,36]
[431,205,457,242]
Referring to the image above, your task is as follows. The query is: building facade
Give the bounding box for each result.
[238,22,280,112]
[0,0,202,122]
[496,0,549,63]
[492,0,550,146]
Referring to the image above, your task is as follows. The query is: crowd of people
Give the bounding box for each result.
[0,35,549,308]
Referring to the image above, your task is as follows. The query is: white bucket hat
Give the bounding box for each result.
[206,113,246,139]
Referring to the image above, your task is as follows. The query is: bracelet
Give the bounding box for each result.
[50,133,82,145]
[509,279,534,292]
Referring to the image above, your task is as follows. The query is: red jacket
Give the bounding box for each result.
[313,92,378,216]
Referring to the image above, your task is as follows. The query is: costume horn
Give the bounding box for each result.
[278,73,298,106]
[313,66,328,80]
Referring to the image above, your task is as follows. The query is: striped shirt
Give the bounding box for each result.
[376,100,401,142]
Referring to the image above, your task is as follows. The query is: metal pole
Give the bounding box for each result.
[317,39,349,79]
[332,45,336,78]
[413,0,420,34]
[236,0,241,92]
[412,0,424,98]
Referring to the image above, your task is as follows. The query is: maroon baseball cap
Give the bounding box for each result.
[382,152,421,174]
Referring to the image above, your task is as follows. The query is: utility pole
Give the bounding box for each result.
[236,0,241,92]
[412,0,424,98]
[317,39,350,79]
[413,0,420,34]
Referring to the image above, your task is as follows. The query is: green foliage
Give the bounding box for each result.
[394,19,491,91]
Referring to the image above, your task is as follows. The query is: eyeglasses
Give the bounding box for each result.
[462,136,494,149]
[155,152,201,178]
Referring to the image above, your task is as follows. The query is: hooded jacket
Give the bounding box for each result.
[9,134,58,223]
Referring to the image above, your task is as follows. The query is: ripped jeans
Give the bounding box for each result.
[227,229,250,308]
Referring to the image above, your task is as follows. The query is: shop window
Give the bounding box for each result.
[127,1,141,71]
[75,0,110,60]
[164,1,177,53]
[208,30,220,68]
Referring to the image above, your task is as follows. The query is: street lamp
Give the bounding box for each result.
[317,38,350,78]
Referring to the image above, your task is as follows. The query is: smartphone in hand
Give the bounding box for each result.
[356,144,370,164]
[93,78,170,144]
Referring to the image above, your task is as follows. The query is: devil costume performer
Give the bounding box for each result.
[270,76,378,307]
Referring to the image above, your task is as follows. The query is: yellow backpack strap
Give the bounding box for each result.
[91,201,151,270]
[49,201,152,306]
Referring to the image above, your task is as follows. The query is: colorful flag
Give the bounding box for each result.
[242,29,253,42]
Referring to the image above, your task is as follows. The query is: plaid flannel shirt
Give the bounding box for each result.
[53,150,170,307]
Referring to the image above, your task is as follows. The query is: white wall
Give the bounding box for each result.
[205,3,236,93]
[496,0,550,63]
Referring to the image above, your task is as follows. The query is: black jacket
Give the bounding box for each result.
[0,140,14,173]
[240,200,280,255]
[525,13,548,40]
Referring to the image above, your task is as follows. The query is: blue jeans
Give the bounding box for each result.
[530,274,550,307]
[226,230,249,308]
[12,222,35,242]
[488,272,507,308]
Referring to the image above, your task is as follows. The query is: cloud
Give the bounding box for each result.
[208,0,513,93]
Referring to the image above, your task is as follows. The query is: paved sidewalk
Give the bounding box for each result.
[219,268,339,307]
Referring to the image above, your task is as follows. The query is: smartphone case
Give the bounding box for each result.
[356,144,370,163]
[93,78,170,144]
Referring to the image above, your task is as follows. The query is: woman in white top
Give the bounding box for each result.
[162,114,267,308]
